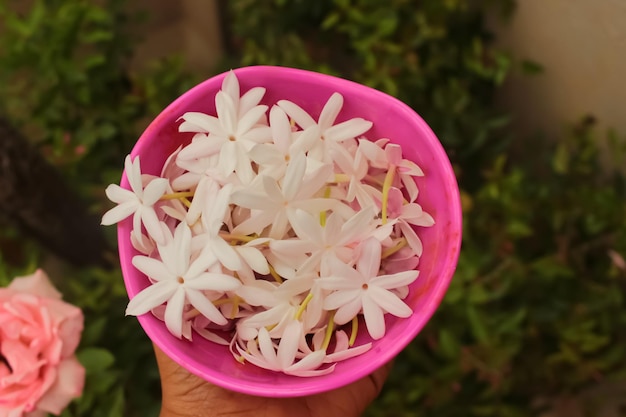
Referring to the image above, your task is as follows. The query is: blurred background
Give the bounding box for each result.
[1,0,625,416]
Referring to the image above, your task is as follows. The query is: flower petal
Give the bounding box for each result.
[362,294,386,340]
[186,288,228,325]
[132,256,175,282]
[164,287,186,338]
[126,280,177,316]
[367,286,413,318]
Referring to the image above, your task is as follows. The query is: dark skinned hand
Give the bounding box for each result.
[154,345,391,417]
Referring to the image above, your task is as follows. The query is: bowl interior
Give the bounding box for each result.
[118,66,462,397]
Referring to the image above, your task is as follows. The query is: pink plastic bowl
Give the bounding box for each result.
[118,66,462,397]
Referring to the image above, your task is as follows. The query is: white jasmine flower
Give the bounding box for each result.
[101,155,169,245]
[318,237,419,340]
[278,92,373,162]
[126,222,241,339]
[236,320,334,377]
[230,153,336,239]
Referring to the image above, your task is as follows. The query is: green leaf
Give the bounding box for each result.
[466,304,490,344]
[77,347,115,374]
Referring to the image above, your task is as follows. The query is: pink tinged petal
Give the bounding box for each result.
[240,86,266,114]
[285,350,328,375]
[185,289,228,325]
[370,270,419,289]
[132,256,176,282]
[324,118,373,142]
[215,91,237,134]
[277,320,302,369]
[164,287,186,338]
[193,325,229,345]
[237,105,269,136]
[356,238,382,279]
[238,343,278,371]
[401,173,419,203]
[358,139,387,168]
[325,334,372,363]
[277,99,316,129]
[318,92,344,130]
[126,280,178,316]
[385,143,403,165]
[104,183,135,204]
[262,175,285,202]
[367,286,413,318]
[399,221,424,256]
[34,356,85,414]
[257,327,279,368]
[362,294,386,340]
[399,159,424,176]
[101,200,137,225]
[386,187,405,219]
[333,295,364,325]
[402,205,435,227]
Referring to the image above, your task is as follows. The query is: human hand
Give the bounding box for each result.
[154,344,391,417]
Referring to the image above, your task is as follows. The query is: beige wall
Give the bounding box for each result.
[493,0,626,138]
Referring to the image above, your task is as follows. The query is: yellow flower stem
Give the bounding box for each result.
[381,237,408,259]
[321,311,336,351]
[268,264,283,283]
[294,293,314,320]
[218,232,258,244]
[333,174,351,183]
[180,197,192,208]
[381,166,396,225]
[349,316,359,347]
[160,191,195,201]
[320,186,332,226]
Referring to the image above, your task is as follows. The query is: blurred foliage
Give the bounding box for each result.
[1,0,625,416]
[0,0,194,416]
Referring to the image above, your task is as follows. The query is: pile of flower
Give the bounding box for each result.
[102,71,434,376]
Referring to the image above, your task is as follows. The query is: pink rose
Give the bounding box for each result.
[0,270,85,417]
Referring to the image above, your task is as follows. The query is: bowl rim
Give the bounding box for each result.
[118,65,462,397]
